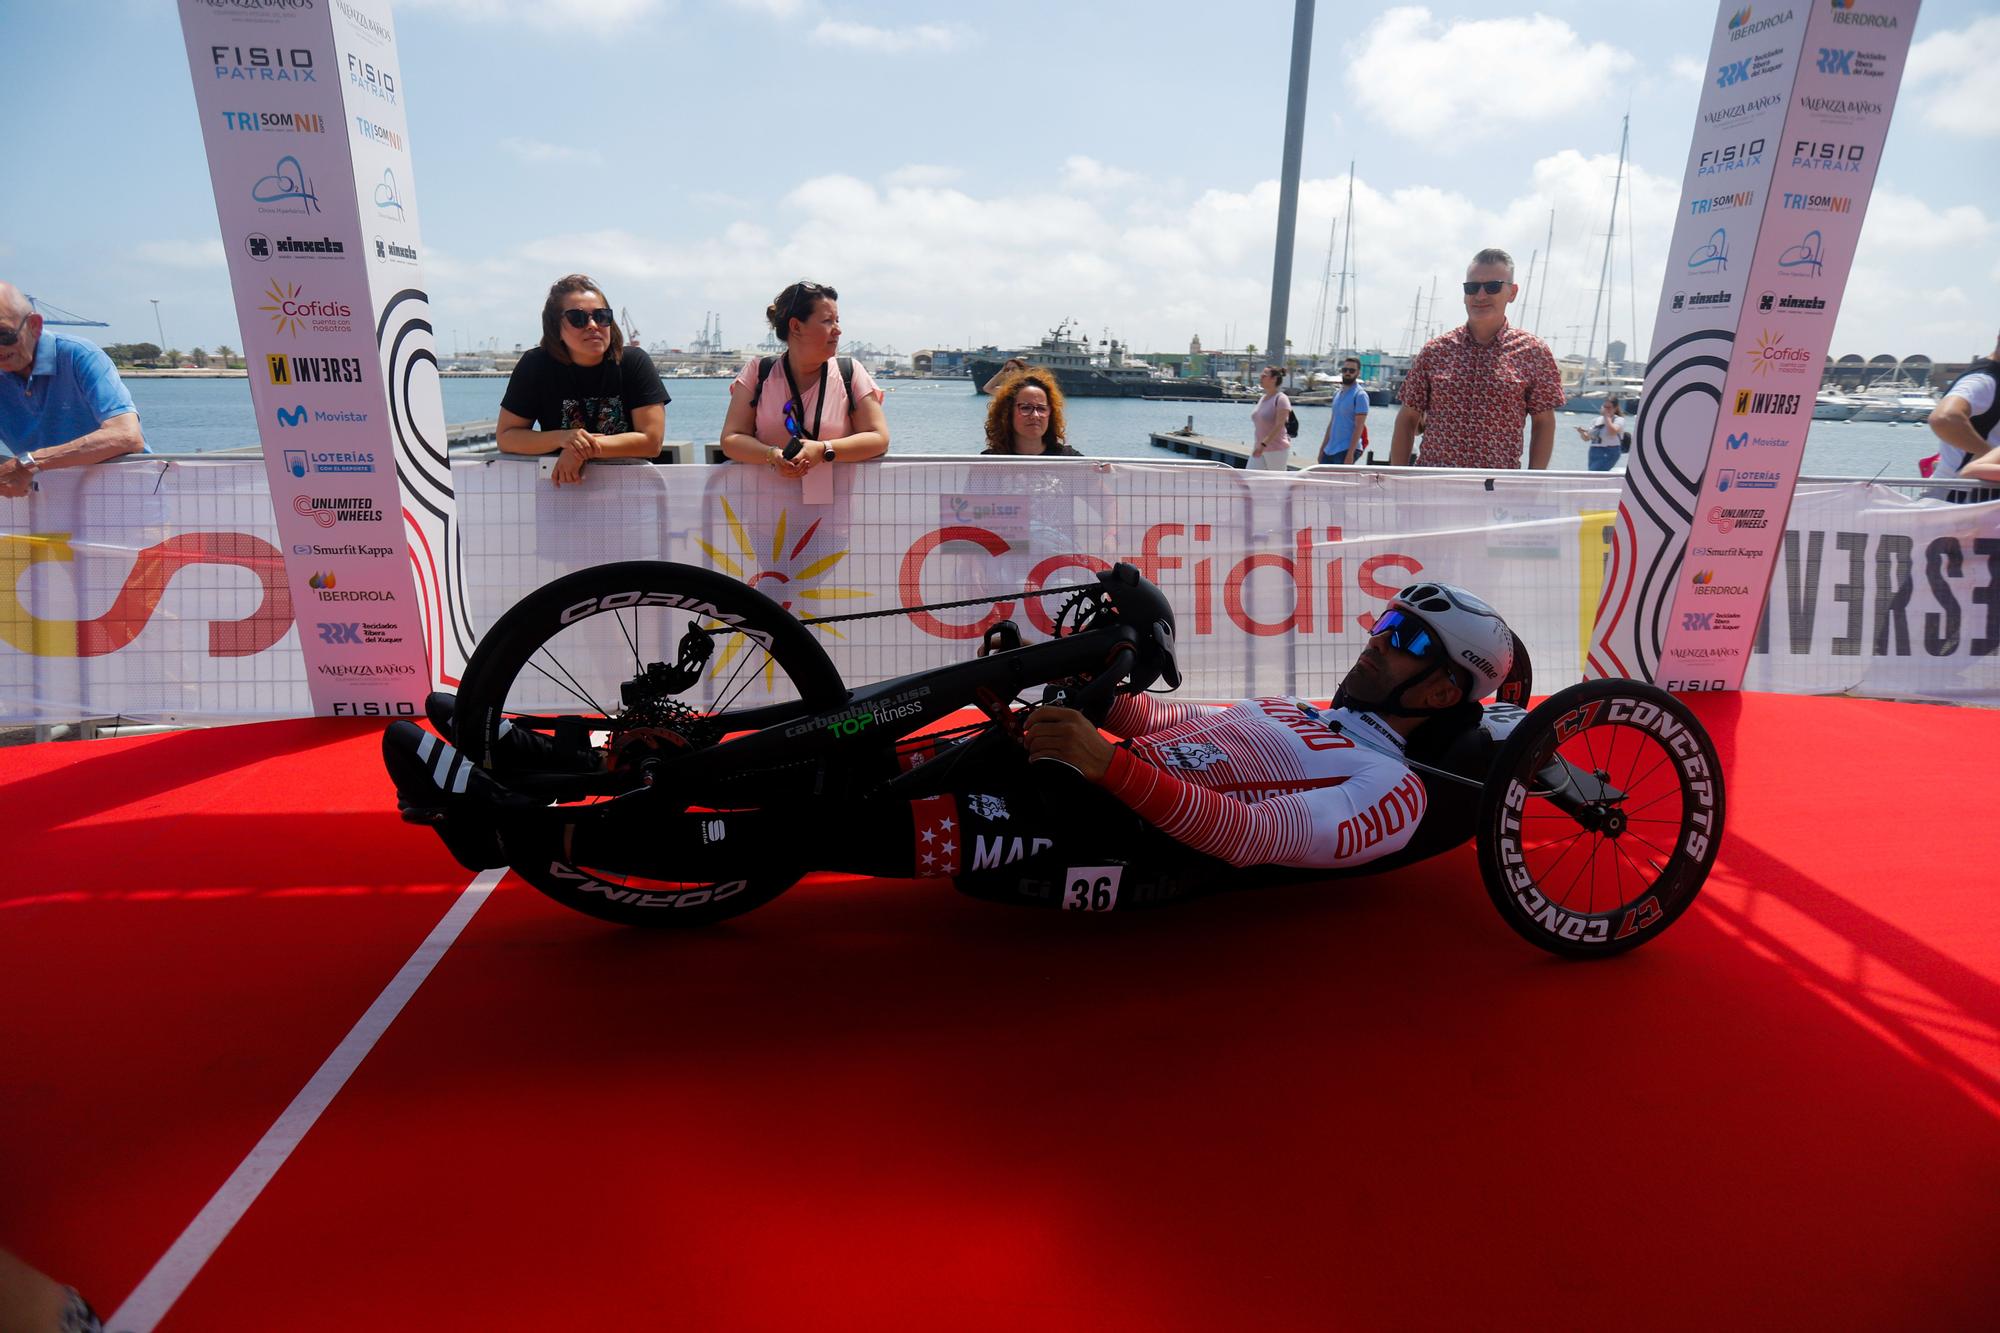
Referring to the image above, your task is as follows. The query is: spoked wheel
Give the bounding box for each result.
[1475,679,1725,958]
[454,561,848,927]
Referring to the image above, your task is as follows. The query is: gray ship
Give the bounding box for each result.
[969,319,1228,399]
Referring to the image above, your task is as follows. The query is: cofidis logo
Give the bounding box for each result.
[1741,329,1815,378]
[260,280,353,337]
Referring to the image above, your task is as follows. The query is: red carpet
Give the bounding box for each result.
[4,696,1996,1329]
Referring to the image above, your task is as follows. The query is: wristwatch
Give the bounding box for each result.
[18,452,40,475]
[821,444,836,463]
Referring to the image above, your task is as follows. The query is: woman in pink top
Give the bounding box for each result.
[720,280,890,480]
[1249,365,1292,471]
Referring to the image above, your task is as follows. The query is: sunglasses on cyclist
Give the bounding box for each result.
[561,308,615,330]
[1370,608,1444,660]
[0,314,34,347]
[1462,280,1508,295]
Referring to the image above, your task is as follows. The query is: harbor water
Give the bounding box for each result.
[124,375,1947,477]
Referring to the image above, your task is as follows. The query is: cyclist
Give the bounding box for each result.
[383,583,1520,907]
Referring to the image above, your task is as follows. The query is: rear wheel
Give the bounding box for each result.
[1474,679,1724,958]
[455,561,848,926]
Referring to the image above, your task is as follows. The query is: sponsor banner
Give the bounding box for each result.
[1591,0,1920,689]
[4,462,1992,724]
[177,0,458,715]
[1655,0,1920,681]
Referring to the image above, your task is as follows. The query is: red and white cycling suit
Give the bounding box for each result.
[1096,694,1431,870]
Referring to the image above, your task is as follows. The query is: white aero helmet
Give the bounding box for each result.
[1390,582,1515,700]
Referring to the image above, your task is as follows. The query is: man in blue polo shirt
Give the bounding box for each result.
[1317,355,1370,464]
[0,280,146,498]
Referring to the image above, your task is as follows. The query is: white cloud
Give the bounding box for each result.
[1347,7,1637,141]
[811,20,973,54]
[136,239,226,269]
[500,136,605,167]
[397,0,666,33]
[1858,188,1993,252]
[724,0,809,14]
[1904,15,2000,138]
[885,164,964,187]
[1062,156,1141,191]
[1668,56,1705,86]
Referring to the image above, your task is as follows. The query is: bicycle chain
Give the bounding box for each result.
[790,580,1103,629]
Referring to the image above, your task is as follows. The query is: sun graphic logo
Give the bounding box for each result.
[261,279,305,336]
[696,498,870,691]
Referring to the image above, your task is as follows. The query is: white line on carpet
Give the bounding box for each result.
[106,868,504,1333]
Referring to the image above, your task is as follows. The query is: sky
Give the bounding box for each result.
[4,0,1995,364]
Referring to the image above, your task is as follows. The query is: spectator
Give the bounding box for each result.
[0,1245,100,1332]
[496,274,666,488]
[981,368,1080,456]
[1926,329,2000,489]
[1390,248,1564,470]
[720,280,889,480]
[981,356,1031,394]
[1317,355,1370,464]
[1249,365,1292,471]
[1576,396,1626,471]
[0,280,145,498]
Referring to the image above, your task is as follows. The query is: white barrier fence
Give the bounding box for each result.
[4,457,1995,725]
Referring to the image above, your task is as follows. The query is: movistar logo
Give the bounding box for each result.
[276,404,308,427]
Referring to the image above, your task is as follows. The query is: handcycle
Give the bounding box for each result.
[442,559,1725,957]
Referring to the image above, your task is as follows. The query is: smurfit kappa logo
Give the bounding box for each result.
[1687,228,1728,272]
[250,154,319,214]
[276,403,309,428]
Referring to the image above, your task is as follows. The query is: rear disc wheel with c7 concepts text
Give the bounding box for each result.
[1475,679,1725,958]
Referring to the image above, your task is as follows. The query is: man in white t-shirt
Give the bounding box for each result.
[1927,329,2000,489]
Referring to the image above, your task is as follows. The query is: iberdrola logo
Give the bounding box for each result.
[1692,569,1715,585]
[696,498,869,690]
[310,570,336,589]
[1729,5,1752,27]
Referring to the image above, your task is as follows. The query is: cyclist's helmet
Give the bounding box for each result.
[1389,582,1514,701]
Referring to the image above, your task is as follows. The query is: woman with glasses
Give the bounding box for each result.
[720,280,889,479]
[1249,365,1293,471]
[497,274,667,486]
[980,368,1079,456]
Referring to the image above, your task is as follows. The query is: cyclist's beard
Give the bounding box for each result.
[1334,654,1456,718]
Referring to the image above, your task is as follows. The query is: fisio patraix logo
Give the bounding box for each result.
[210,44,315,82]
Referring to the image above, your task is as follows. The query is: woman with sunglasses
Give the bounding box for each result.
[1249,365,1293,471]
[496,274,667,487]
[720,280,888,479]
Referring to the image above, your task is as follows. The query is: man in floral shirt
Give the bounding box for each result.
[1390,248,1565,470]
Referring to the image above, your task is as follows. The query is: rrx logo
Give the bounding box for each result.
[317,622,362,644]
[1682,612,1716,632]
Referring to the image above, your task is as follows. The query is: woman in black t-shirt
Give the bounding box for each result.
[497,273,668,486]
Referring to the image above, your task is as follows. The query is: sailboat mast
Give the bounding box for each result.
[1332,160,1355,359]
[1583,114,1629,379]
[1534,208,1555,337]
[1309,211,1338,361]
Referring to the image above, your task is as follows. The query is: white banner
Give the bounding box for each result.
[177,0,465,719]
[4,460,1995,724]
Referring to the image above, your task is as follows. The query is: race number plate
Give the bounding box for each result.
[1062,864,1124,912]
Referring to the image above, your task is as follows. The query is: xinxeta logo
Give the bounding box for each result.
[1830,0,1899,29]
[1759,289,1828,313]
[1717,467,1782,491]
[374,168,405,220]
[219,109,324,134]
[295,495,384,527]
[1816,46,1890,77]
[374,237,418,264]
[245,232,343,261]
[210,44,314,82]
[1733,389,1804,416]
[1672,289,1733,312]
[260,280,353,336]
[354,116,404,150]
[1779,228,1825,276]
[309,571,398,603]
[267,354,366,385]
[285,448,375,476]
[1781,191,1852,214]
[276,403,309,428]
[1742,329,1815,377]
[1699,138,1765,176]
[1727,7,1794,40]
[1792,140,1866,172]
[1687,228,1729,272]
[346,53,397,103]
[1689,190,1753,216]
[251,154,319,215]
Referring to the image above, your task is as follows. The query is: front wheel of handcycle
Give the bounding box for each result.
[1474,679,1725,958]
[454,560,849,928]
